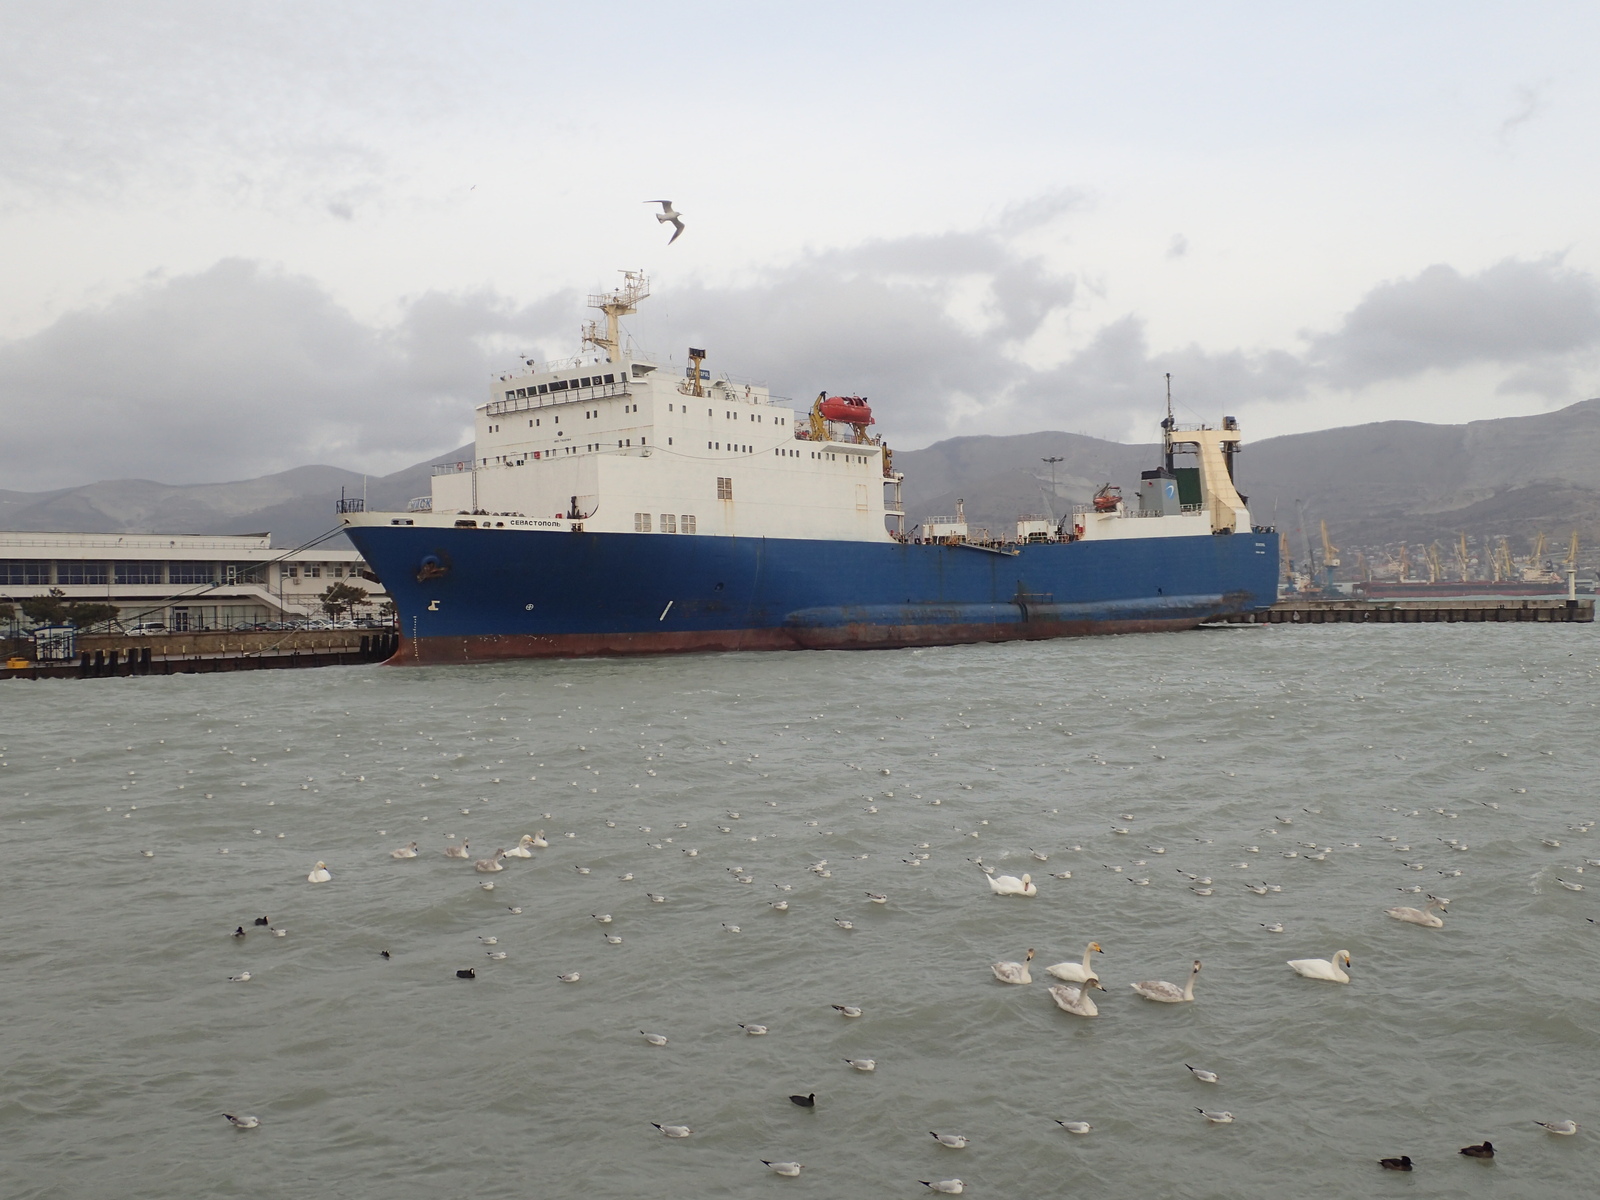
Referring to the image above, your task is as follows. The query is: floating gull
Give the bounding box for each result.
[228,971,251,982]
[222,1113,260,1129]
[1197,1109,1234,1123]
[652,1122,691,1138]
[763,1161,802,1176]
[1535,1120,1579,1135]
[919,1181,963,1194]
[832,1004,863,1018]
[843,1057,876,1071]
[930,1132,969,1148]
[739,1023,768,1035]
[1187,1065,1220,1083]
[1055,1120,1091,1134]
[834,918,855,930]
[557,972,580,983]
[641,1031,669,1046]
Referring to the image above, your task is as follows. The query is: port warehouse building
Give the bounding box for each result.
[0,531,389,630]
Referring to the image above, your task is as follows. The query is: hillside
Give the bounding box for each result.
[4,399,1599,570]
[0,446,471,547]
[895,399,1600,569]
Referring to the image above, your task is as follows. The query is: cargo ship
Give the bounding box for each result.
[340,273,1279,662]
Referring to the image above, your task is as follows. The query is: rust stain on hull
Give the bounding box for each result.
[386,616,1210,664]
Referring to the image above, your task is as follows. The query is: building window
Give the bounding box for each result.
[56,561,108,585]
[334,567,344,578]
[716,477,733,500]
[115,561,161,585]
[307,565,322,579]
[1,560,48,586]
[681,515,697,534]
[169,563,215,585]
[660,514,677,533]
[285,565,299,579]
[634,512,652,532]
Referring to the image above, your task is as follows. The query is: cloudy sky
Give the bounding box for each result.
[3,2,1599,489]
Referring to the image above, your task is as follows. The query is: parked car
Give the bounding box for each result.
[124,623,166,636]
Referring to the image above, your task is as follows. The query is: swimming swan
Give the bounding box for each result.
[1131,959,1201,1003]
[987,872,1037,897]
[473,849,506,873]
[991,948,1035,985]
[390,842,419,859]
[1385,895,1447,927]
[1287,950,1352,982]
[1048,977,1107,1017]
[502,835,535,858]
[1045,942,1104,982]
[307,861,331,883]
[443,841,471,859]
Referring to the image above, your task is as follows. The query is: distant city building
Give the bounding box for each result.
[0,531,388,631]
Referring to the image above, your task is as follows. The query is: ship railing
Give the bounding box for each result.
[486,380,630,416]
[334,498,365,514]
[433,460,475,476]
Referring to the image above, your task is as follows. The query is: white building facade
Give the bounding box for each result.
[0,531,388,631]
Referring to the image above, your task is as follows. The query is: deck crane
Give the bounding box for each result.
[1456,533,1471,581]
[1425,542,1443,583]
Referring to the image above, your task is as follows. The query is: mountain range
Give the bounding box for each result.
[5,400,1600,572]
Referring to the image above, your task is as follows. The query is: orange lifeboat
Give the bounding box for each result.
[1091,484,1122,512]
[818,395,874,425]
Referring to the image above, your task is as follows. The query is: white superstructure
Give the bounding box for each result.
[398,272,903,542]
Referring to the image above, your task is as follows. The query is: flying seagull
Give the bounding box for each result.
[646,200,685,244]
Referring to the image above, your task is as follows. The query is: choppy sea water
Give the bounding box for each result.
[3,624,1598,1200]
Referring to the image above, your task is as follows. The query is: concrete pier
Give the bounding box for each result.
[1217,598,1594,625]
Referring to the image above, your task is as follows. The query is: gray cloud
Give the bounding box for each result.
[4,217,1596,491]
[0,260,569,489]
[1307,257,1600,388]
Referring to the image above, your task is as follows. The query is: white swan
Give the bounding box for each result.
[991,948,1035,985]
[307,861,331,883]
[987,872,1037,897]
[1045,942,1104,983]
[502,835,535,858]
[1287,950,1351,982]
[473,849,506,873]
[1048,977,1107,1017]
[443,841,470,859]
[1385,895,1447,927]
[390,841,419,859]
[1131,959,1201,1003]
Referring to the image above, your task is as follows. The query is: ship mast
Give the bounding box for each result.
[582,270,650,364]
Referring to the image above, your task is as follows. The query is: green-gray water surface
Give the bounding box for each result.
[3,624,1597,1199]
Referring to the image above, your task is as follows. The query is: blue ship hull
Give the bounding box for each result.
[346,524,1280,662]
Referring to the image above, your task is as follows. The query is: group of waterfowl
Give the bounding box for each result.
[991,944,1202,1019]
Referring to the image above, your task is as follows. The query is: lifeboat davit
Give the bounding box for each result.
[818,395,874,425]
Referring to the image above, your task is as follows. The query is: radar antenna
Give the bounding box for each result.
[582,270,650,363]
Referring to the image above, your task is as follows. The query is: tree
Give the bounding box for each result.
[18,589,121,629]
[319,581,369,619]
[20,589,67,625]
